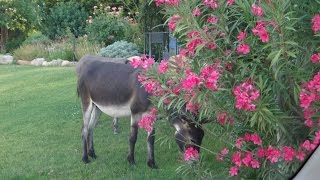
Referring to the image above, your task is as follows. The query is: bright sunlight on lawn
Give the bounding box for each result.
[0,65,225,179]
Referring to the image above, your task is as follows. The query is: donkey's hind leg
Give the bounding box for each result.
[88,104,101,159]
[127,113,142,165]
[113,117,119,134]
[147,127,157,168]
[81,101,94,163]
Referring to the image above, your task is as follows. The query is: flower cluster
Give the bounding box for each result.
[138,108,157,132]
[168,15,181,32]
[252,21,269,43]
[154,0,179,6]
[311,53,320,63]
[312,14,320,33]
[200,65,220,91]
[216,112,234,125]
[233,81,260,111]
[157,60,169,74]
[251,4,264,17]
[228,130,320,176]
[300,72,320,127]
[184,147,199,161]
[129,55,155,71]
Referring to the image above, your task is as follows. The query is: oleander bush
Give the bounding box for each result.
[131,0,320,179]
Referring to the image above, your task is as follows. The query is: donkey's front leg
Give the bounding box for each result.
[127,114,140,165]
[147,128,157,168]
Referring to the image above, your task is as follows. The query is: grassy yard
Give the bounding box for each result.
[0,65,226,179]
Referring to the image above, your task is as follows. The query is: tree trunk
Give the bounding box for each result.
[0,27,8,52]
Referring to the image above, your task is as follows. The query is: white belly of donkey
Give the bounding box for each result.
[94,102,132,117]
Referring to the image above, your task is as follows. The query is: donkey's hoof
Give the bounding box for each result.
[147,160,158,169]
[88,151,97,159]
[82,156,90,164]
[127,155,135,165]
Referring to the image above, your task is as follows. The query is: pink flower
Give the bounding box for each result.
[256,147,265,158]
[186,101,201,113]
[182,71,201,91]
[221,148,229,155]
[233,81,260,111]
[251,159,260,168]
[282,146,296,162]
[154,0,179,6]
[312,14,320,33]
[242,152,253,167]
[192,8,201,16]
[244,133,251,142]
[296,151,305,161]
[200,65,220,91]
[236,43,251,54]
[251,133,262,145]
[168,15,181,31]
[251,4,264,16]
[300,91,316,109]
[236,138,244,148]
[186,38,206,56]
[138,108,157,132]
[141,58,155,70]
[184,147,199,161]
[130,57,142,68]
[207,16,219,24]
[203,0,218,9]
[157,60,169,74]
[311,53,320,63]
[231,151,242,167]
[301,140,316,152]
[237,31,247,41]
[265,146,281,163]
[207,43,217,50]
[227,0,234,6]
[229,166,239,176]
[252,22,269,43]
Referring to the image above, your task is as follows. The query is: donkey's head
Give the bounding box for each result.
[172,116,204,152]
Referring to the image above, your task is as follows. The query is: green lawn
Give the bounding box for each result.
[0,65,226,179]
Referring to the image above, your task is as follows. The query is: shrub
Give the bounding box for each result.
[86,14,132,46]
[23,32,51,46]
[42,1,88,39]
[133,0,320,179]
[99,40,140,58]
[13,44,48,61]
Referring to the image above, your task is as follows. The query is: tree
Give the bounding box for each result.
[41,1,88,39]
[0,0,40,51]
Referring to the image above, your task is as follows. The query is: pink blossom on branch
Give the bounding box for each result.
[192,8,201,17]
[138,108,157,132]
[233,81,260,111]
[237,31,247,41]
[200,65,220,91]
[203,0,218,9]
[251,4,264,17]
[154,0,179,6]
[168,15,181,32]
[207,16,219,24]
[236,43,251,55]
[226,0,234,6]
[229,166,239,176]
[184,147,199,161]
[157,60,169,74]
[312,14,320,33]
[182,71,201,91]
[252,21,269,43]
[311,53,320,63]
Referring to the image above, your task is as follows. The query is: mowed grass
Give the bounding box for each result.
[0,65,226,179]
